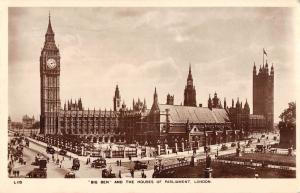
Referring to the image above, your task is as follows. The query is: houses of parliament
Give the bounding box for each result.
[39,15,274,145]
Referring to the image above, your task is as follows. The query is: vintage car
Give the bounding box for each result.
[231,143,236,147]
[102,169,116,178]
[59,149,67,156]
[220,144,228,151]
[26,168,47,178]
[91,158,106,168]
[133,161,148,170]
[255,144,264,152]
[64,171,76,178]
[46,146,55,154]
[72,158,80,170]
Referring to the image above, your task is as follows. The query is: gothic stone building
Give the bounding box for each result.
[253,61,274,131]
[39,15,273,146]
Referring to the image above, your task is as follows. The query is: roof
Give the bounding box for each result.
[158,104,230,124]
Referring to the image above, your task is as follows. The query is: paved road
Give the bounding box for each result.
[9,131,280,178]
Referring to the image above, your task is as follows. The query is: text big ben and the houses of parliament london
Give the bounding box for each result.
[40,15,274,146]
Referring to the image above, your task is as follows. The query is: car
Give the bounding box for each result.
[133,161,148,170]
[102,169,116,178]
[91,158,106,168]
[46,146,55,154]
[255,144,264,152]
[220,144,228,151]
[64,172,76,178]
[72,158,80,170]
[231,143,236,147]
[59,149,67,156]
[26,168,47,178]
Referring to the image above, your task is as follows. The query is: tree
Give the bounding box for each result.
[279,102,296,124]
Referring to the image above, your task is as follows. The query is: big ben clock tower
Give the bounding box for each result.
[40,14,61,135]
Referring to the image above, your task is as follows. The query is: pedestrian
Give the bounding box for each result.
[62,157,64,161]
[116,160,119,166]
[141,170,146,178]
[17,170,19,177]
[119,159,122,166]
[118,170,122,178]
[86,158,89,165]
[108,165,112,174]
[130,169,134,178]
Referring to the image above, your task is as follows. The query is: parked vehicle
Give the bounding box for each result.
[231,143,236,147]
[91,158,106,168]
[46,146,55,154]
[59,149,67,156]
[133,161,148,170]
[72,158,80,170]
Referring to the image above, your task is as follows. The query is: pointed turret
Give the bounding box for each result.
[132,99,135,109]
[143,98,147,110]
[270,63,274,76]
[46,12,54,35]
[184,64,197,106]
[151,87,159,112]
[208,94,212,110]
[253,62,256,75]
[187,63,193,85]
[44,12,57,48]
[236,98,240,109]
[244,99,250,113]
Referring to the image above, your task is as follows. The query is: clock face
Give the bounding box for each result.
[47,58,57,69]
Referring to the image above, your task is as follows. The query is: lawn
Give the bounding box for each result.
[153,162,295,178]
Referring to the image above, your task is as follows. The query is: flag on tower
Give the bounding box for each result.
[263,48,267,56]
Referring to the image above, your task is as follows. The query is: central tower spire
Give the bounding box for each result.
[184,64,197,107]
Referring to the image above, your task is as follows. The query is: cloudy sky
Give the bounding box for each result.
[9,7,296,122]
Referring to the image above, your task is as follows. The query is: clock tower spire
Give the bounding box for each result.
[40,13,61,135]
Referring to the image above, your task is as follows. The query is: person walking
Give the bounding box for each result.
[130,169,134,178]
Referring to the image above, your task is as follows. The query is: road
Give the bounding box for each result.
[9,131,280,178]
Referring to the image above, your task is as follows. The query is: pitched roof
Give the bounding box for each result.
[158,104,229,124]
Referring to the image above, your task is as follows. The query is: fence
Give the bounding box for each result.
[112,150,124,158]
[215,157,295,171]
[125,149,137,158]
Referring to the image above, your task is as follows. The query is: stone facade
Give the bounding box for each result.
[183,65,197,107]
[253,60,274,130]
[39,15,273,146]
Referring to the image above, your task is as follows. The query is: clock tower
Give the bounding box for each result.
[40,14,61,135]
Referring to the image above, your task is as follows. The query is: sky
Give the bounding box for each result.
[8,7,296,122]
